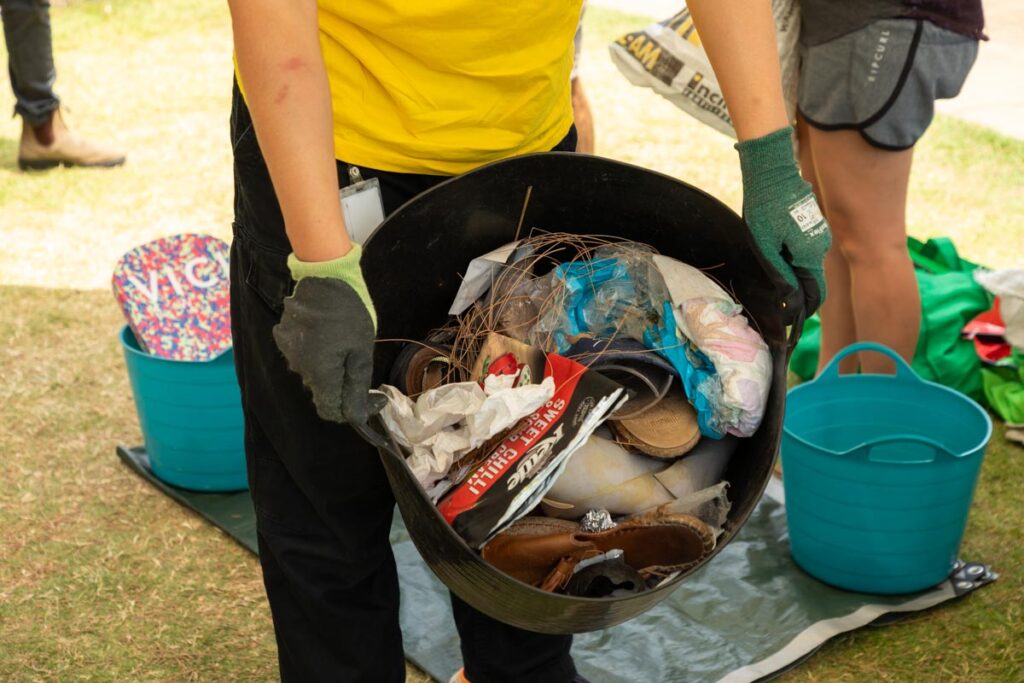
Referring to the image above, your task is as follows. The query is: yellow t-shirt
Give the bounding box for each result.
[317,1,581,175]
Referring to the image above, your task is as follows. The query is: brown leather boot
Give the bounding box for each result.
[18,108,126,170]
[481,512,715,591]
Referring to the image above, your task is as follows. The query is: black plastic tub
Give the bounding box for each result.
[357,152,799,634]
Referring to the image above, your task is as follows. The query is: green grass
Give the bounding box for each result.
[0,2,1022,681]
[0,287,279,681]
[0,0,235,289]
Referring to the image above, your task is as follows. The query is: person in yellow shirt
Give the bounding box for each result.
[227,2,830,681]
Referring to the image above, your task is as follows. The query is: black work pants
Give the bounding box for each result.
[1,0,60,125]
[229,81,579,683]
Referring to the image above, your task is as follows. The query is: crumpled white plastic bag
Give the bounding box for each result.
[975,269,1024,350]
[379,373,555,489]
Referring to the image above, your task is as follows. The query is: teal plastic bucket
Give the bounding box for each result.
[119,326,248,492]
[782,342,991,594]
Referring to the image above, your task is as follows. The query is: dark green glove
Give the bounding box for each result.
[272,245,378,424]
[736,126,831,317]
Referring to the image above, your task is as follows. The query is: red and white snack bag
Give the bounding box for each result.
[438,353,625,547]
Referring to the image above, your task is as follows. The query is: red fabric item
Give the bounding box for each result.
[962,299,1011,364]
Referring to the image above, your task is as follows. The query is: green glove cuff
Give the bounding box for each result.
[287,245,378,331]
[735,126,799,204]
[287,244,364,280]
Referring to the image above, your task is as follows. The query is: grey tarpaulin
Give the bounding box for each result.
[117,446,995,682]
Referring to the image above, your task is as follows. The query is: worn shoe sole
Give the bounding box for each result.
[609,390,701,458]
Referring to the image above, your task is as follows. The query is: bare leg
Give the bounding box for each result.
[797,115,859,375]
[806,126,920,374]
[571,78,595,154]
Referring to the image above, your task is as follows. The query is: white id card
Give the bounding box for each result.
[340,176,385,245]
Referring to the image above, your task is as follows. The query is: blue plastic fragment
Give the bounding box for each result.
[643,301,725,439]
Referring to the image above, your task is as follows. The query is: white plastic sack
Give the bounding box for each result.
[609,1,800,138]
[974,269,1024,350]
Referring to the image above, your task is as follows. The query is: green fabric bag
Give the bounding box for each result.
[982,351,1024,425]
[789,315,820,380]
[790,237,992,401]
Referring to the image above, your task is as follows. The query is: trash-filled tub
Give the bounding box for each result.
[355,152,801,633]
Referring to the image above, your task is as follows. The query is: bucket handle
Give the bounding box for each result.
[352,391,394,451]
[354,418,392,452]
[842,433,960,464]
[815,342,919,385]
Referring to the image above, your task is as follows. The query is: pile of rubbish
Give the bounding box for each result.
[375,233,772,597]
[964,269,1024,446]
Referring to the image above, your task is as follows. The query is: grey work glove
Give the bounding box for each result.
[736,126,832,317]
[272,245,378,424]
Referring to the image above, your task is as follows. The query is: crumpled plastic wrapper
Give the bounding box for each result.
[653,254,772,438]
[379,373,555,489]
[677,298,772,437]
[531,244,669,353]
[975,269,1024,350]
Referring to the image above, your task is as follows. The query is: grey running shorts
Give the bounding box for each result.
[798,19,978,150]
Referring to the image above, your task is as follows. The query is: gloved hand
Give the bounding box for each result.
[272,244,378,424]
[736,126,831,317]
